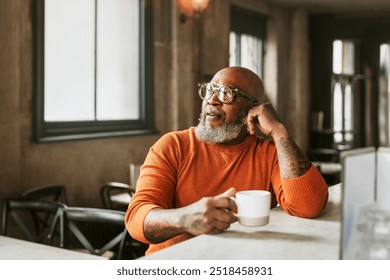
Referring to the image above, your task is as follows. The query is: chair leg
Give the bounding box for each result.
[1,201,8,235]
[48,208,62,245]
[117,228,128,260]
[11,211,35,241]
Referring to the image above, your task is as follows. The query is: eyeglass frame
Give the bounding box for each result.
[198,82,259,105]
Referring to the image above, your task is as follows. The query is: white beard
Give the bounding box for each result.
[195,109,247,144]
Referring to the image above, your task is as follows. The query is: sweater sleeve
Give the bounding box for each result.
[272,163,329,218]
[125,133,180,244]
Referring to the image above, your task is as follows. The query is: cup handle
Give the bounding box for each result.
[229,197,238,217]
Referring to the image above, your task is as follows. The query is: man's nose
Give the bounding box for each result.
[207,90,222,106]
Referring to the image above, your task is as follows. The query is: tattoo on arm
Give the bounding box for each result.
[144,223,182,244]
[275,137,312,178]
[144,208,190,243]
[144,208,184,244]
[144,206,209,243]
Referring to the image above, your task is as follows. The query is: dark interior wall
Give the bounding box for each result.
[0,1,23,196]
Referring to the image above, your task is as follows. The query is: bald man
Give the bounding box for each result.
[125,66,329,255]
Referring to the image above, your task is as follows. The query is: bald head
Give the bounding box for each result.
[211,66,264,103]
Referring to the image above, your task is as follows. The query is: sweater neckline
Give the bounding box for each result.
[212,133,254,151]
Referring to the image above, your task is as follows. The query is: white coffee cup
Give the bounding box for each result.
[231,190,271,227]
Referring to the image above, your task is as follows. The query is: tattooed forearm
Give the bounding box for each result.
[144,223,182,244]
[275,137,312,178]
[144,209,184,243]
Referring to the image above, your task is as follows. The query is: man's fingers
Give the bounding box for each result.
[213,196,235,210]
[246,116,257,134]
[214,188,237,211]
[212,209,238,229]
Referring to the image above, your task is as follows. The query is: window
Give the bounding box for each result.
[331,40,362,149]
[379,43,390,146]
[34,0,155,142]
[229,6,266,78]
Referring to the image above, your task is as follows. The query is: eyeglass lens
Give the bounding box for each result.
[199,84,233,103]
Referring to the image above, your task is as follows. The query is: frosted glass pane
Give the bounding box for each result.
[333,82,343,132]
[240,34,262,77]
[344,84,353,131]
[44,0,95,121]
[379,44,390,146]
[333,40,342,74]
[342,42,355,75]
[96,0,140,120]
[380,44,390,73]
[229,32,238,66]
[333,40,355,75]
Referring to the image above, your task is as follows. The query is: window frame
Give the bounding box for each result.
[229,5,267,78]
[33,0,156,142]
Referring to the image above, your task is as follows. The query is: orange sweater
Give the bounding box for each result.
[125,127,328,255]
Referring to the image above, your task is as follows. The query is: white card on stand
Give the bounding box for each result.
[376,147,390,207]
[340,147,376,259]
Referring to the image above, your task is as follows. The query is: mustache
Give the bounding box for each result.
[199,107,226,121]
[205,107,224,116]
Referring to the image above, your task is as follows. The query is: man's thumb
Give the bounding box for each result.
[218,187,237,198]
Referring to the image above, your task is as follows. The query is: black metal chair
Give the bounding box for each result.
[22,184,68,205]
[100,182,135,211]
[53,206,129,259]
[1,198,65,245]
[21,184,68,242]
[99,182,147,258]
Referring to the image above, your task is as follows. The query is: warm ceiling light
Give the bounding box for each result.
[191,0,209,13]
[179,0,210,23]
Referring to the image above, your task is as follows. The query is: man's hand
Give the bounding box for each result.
[246,102,289,141]
[179,187,238,236]
[144,188,238,244]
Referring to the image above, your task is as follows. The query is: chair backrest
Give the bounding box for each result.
[100,182,135,211]
[22,184,68,205]
[55,207,128,259]
[1,198,65,244]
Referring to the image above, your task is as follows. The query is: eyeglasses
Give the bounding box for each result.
[198,83,259,104]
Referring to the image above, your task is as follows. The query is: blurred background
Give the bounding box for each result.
[2,0,390,207]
